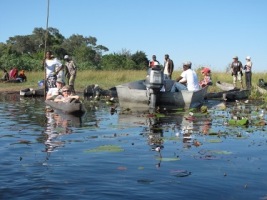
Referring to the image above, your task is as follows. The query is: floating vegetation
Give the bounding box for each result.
[207,139,223,143]
[156,157,180,162]
[84,145,124,153]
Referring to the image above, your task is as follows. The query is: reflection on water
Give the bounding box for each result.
[0,93,267,200]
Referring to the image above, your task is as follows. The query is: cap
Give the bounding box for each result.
[64,55,69,59]
[183,61,192,67]
[56,78,64,83]
[233,56,238,59]
[246,56,251,60]
[201,67,211,74]
[62,85,70,91]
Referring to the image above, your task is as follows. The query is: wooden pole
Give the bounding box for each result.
[44,0,50,94]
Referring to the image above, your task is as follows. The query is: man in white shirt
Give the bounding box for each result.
[171,61,200,92]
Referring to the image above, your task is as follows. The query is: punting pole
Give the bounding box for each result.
[44,0,50,94]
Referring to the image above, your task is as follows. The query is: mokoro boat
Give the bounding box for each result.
[20,88,45,97]
[255,85,267,94]
[255,79,267,94]
[116,79,208,111]
[216,81,236,91]
[45,99,86,115]
[205,89,250,101]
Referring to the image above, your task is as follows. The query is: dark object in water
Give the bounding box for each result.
[84,84,117,97]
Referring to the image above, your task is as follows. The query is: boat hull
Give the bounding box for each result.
[45,99,86,115]
[116,80,208,111]
[205,89,250,101]
[216,81,236,91]
[20,88,45,97]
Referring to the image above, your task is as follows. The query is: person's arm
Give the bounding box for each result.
[54,95,64,102]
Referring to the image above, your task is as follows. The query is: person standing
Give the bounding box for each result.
[44,51,63,89]
[163,54,174,79]
[64,55,77,94]
[171,61,200,92]
[230,56,244,89]
[244,56,252,89]
[148,55,160,68]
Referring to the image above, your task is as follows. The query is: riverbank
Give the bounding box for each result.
[0,70,266,99]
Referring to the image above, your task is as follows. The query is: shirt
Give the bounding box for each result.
[180,69,200,91]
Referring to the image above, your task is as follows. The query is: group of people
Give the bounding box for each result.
[1,67,27,82]
[230,56,252,89]
[148,54,212,92]
[148,54,252,92]
[44,50,79,102]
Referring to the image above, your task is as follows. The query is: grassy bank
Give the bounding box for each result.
[1,70,267,99]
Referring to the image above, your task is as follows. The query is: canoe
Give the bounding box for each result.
[255,85,267,94]
[205,89,250,101]
[255,79,267,94]
[216,81,237,91]
[116,79,208,111]
[84,84,117,97]
[20,88,45,97]
[45,99,86,116]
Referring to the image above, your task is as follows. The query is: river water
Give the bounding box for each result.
[0,94,267,200]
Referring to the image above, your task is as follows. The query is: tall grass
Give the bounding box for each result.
[1,70,267,100]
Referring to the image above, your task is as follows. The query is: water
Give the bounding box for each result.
[0,94,267,200]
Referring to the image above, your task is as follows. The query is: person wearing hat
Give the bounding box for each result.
[163,54,174,79]
[230,56,244,89]
[54,85,80,103]
[64,55,77,94]
[244,56,252,89]
[46,78,64,100]
[199,67,212,88]
[171,61,200,92]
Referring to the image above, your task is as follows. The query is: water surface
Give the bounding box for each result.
[0,94,267,200]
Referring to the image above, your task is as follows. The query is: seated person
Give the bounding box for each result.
[171,61,200,92]
[1,69,9,81]
[199,67,212,88]
[18,70,27,82]
[54,85,80,103]
[46,78,64,100]
[9,67,18,80]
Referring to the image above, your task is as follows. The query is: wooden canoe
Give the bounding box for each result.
[20,88,45,97]
[255,85,267,94]
[216,81,237,91]
[116,79,208,111]
[45,99,86,116]
[205,89,250,101]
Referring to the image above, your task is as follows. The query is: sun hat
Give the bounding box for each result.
[201,67,211,74]
[246,56,251,60]
[64,55,69,59]
[183,61,192,67]
[233,56,238,59]
[62,85,70,91]
[56,78,64,83]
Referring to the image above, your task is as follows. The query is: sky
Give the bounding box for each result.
[0,0,266,72]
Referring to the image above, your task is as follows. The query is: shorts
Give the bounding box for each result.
[233,72,242,83]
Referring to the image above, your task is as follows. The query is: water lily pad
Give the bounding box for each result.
[210,150,232,155]
[156,157,180,161]
[207,139,222,143]
[85,145,124,153]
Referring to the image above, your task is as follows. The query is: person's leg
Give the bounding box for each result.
[248,72,252,89]
[69,75,76,94]
[171,82,187,92]
[233,75,237,87]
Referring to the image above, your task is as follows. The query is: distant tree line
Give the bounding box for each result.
[0,27,149,71]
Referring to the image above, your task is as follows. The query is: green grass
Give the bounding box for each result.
[1,70,267,101]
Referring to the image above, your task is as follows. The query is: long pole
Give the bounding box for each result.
[44,0,50,94]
